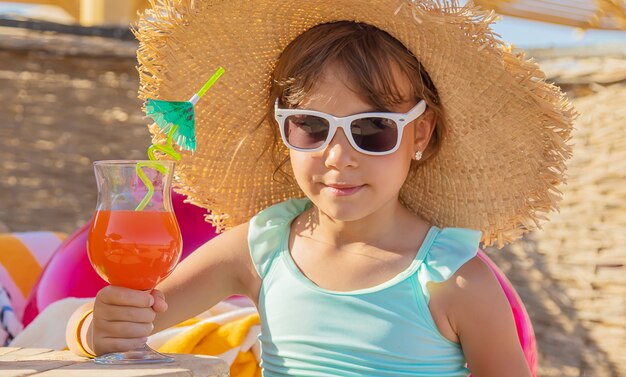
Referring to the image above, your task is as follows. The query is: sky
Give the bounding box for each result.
[0,1,624,48]
[490,14,626,48]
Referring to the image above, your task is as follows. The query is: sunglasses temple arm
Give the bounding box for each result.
[405,100,427,121]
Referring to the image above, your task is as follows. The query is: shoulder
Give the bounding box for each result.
[437,255,532,376]
[248,198,309,276]
[250,197,311,228]
[444,255,508,320]
[449,255,497,291]
[428,255,505,335]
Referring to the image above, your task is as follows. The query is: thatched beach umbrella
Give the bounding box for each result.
[475,0,626,30]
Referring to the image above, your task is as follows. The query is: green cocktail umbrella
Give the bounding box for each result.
[145,67,225,152]
[135,67,224,211]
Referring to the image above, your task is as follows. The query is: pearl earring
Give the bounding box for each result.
[414,150,423,161]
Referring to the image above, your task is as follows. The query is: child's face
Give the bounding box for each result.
[289,64,435,222]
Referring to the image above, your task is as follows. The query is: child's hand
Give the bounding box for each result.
[91,286,168,355]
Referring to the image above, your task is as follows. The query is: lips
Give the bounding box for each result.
[323,183,364,196]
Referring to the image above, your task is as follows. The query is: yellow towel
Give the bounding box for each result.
[158,310,262,377]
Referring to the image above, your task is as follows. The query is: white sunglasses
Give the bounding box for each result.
[274,99,427,155]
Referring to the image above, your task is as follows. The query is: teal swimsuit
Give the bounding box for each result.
[248,198,482,377]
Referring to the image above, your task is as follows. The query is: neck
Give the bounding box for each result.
[297,197,425,251]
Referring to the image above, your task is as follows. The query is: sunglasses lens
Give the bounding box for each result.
[350,118,398,153]
[284,114,330,150]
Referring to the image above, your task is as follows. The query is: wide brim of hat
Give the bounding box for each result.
[134,0,575,248]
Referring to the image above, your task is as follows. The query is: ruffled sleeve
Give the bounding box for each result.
[247,198,311,278]
[417,227,482,302]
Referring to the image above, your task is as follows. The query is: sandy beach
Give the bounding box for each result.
[0,26,148,233]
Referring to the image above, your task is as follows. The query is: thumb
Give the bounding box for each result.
[150,289,168,313]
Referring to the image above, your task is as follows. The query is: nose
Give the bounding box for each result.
[324,128,358,170]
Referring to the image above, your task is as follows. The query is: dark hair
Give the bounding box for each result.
[267,21,445,181]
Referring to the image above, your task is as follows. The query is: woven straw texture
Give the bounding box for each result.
[135,0,575,247]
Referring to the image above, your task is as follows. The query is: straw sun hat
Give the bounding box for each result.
[135,0,575,248]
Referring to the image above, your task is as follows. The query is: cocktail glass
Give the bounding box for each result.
[87,160,181,364]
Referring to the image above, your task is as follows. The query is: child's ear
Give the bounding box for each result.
[413,108,437,152]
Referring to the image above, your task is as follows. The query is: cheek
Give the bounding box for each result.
[289,150,310,171]
[375,157,411,187]
[289,151,316,185]
[374,143,414,187]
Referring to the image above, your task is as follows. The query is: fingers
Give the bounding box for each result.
[92,305,155,341]
[96,305,156,324]
[93,336,148,355]
[150,289,168,313]
[96,321,154,339]
[92,311,154,355]
[92,286,165,355]
[97,286,154,308]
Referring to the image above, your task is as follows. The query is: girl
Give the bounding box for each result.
[68,1,574,376]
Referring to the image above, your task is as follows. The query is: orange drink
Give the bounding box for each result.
[88,210,182,290]
[89,160,180,364]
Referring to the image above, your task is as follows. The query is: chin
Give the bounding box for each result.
[315,199,375,223]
